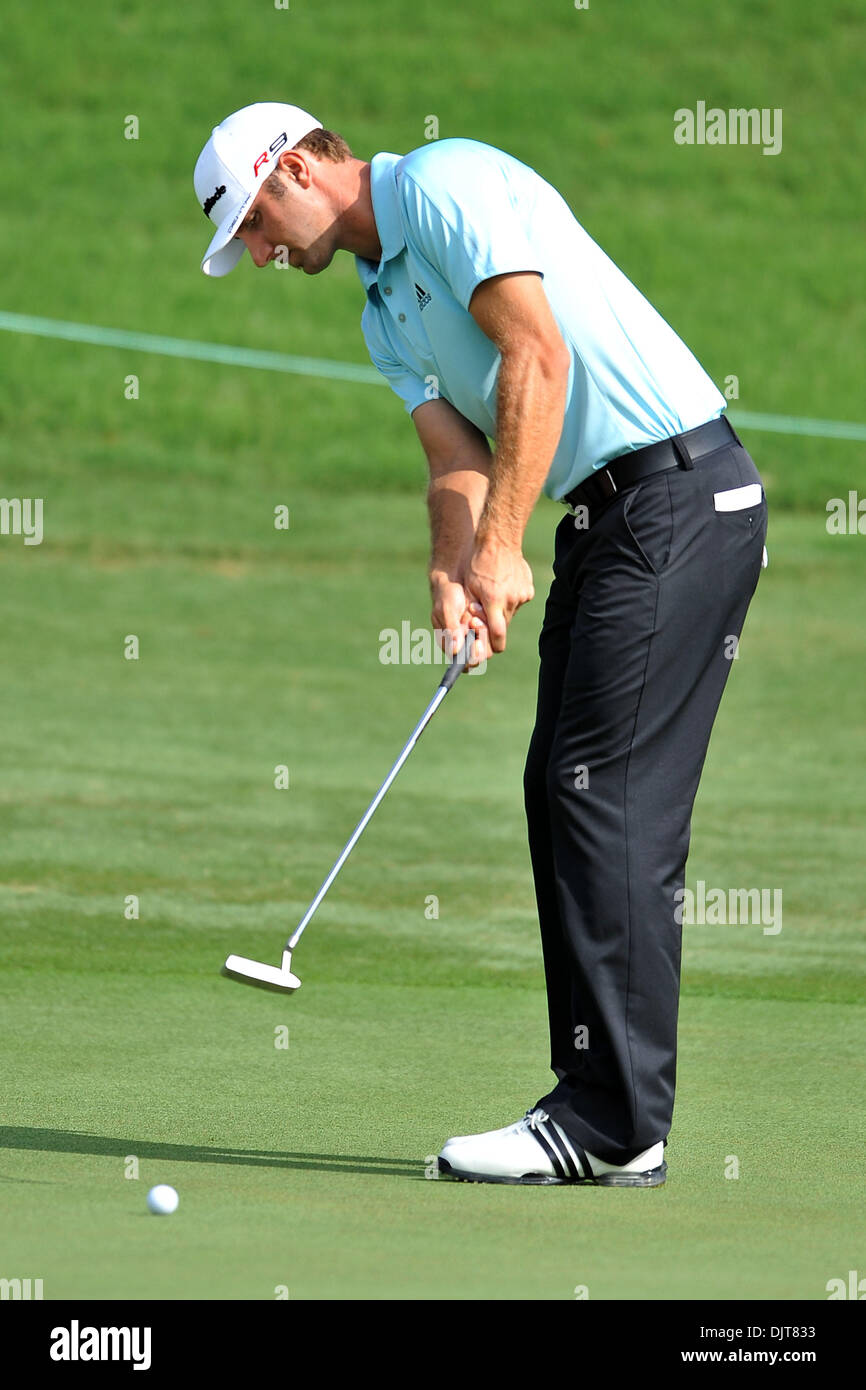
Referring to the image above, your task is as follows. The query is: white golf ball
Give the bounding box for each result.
[146,1184,179,1215]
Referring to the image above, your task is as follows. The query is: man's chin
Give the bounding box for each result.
[300,246,335,275]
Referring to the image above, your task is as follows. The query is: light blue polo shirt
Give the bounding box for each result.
[355,139,725,500]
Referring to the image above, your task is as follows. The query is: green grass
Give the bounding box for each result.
[0,0,864,1300]
[1,508,864,1298]
[2,0,865,508]
[2,991,860,1301]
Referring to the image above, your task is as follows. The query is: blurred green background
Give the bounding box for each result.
[0,0,863,1301]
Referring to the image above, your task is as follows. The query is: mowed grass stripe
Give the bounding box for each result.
[2,309,865,442]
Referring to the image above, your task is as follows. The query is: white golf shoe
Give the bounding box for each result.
[437,1109,667,1186]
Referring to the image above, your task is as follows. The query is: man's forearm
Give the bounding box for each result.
[475,345,568,552]
[427,467,490,581]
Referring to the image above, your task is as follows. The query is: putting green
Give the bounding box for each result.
[1,506,863,1299]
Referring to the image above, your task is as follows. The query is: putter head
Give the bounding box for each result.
[221,949,302,994]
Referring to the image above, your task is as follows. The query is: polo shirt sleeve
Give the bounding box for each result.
[399,154,544,311]
[360,302,431,416]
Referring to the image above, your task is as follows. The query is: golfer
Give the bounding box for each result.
[193,103,768,1187]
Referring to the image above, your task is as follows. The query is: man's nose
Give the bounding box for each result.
[242,232,272,268]
[251,239,273,268]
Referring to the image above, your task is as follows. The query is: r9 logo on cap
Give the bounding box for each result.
[253,132,288,178]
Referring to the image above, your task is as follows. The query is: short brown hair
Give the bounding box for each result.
[294,128,353,161]
[263,128,353,198]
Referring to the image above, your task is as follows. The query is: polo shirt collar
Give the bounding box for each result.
[355,152,405,293]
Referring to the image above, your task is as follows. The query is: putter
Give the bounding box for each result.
[222,629,477,994]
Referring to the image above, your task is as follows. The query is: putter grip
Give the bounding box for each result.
[439,630,475,691]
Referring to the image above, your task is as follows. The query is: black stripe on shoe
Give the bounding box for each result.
[549,1122,668,1186]
[548,1119,598,1183]
[527,1121,568,1180]
[571,1142,596,1183]
[537,1120,581,1180]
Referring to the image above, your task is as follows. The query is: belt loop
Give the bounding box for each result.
[672,433,693,470]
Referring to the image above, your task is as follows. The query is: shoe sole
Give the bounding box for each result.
[437,1158,667,1187]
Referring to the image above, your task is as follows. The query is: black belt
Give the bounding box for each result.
[562,415,741,512]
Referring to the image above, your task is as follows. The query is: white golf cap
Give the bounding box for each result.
[194,102,323,277]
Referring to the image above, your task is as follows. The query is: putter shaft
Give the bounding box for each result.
[286,630,476,952]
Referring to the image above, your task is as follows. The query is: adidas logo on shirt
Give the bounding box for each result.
[415,282,432,311]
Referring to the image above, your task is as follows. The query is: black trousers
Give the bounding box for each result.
[524,439,767,1165]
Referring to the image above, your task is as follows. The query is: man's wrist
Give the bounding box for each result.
[429,564,463,590]
[473,519,524,556]
[429,545,476,584]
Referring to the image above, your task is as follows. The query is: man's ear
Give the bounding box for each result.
[277,149,312,188]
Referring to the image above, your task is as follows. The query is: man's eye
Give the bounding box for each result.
[235,214,255,241]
